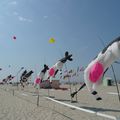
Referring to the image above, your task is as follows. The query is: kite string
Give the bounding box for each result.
[64,63,73,102]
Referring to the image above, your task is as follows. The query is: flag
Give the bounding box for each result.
[80,67,84,71]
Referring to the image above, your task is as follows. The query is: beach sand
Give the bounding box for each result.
[0,84,120,120]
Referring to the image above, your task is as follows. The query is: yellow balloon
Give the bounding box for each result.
[49,38,55,43]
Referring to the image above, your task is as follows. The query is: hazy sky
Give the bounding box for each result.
[0,0,120,81]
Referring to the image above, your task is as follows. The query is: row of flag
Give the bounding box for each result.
[60,66,85,80]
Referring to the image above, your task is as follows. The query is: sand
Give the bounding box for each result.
[0,84,120,120]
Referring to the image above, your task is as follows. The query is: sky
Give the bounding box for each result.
[0,0,120,82]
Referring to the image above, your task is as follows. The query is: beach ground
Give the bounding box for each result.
[0,84,120,120]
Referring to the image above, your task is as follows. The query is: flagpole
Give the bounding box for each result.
[16,67,24,89]
[64,64,73,102]
[111,65,120,102]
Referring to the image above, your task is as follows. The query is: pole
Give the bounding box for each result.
[111,65,120,102]
[37,90,39,106]
[75,84,78,102]
[13,89,14,96]
[64,64,73,102]
[48,88,50,96]
[16,67,24,89]
[98,36,120,102]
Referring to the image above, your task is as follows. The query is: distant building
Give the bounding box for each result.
[103,77,113,86]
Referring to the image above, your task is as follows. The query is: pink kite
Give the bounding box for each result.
[13,36,16,40]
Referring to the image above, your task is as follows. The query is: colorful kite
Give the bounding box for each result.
[34,64,49,88]
[13,36,16,40]
[49,38,55,43]
[20,70,34,88]
[47,51,73,82]
[71,36,120,101]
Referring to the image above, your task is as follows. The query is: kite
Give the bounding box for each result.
[20,70,34,88]
[8,65,11,68]
[71,36,120,101]
[2,74,15,83]
[13,36,16,40]
[49,38,55,43]
[47,51,73,82]
[34,64,49,88]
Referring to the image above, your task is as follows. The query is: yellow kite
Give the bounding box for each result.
[49,38,55,43]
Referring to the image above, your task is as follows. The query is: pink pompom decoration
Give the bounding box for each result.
[89,62,104,83]
[49,68,55,76]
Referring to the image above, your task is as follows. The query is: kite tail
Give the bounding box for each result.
[85,79,102,101]
[85,77,102,100]
[84,63,102,101]
[91,90,102,100]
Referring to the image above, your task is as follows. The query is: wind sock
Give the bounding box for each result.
[34,64,49,88]
[48,51,73,82]
[71,36,120,101]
